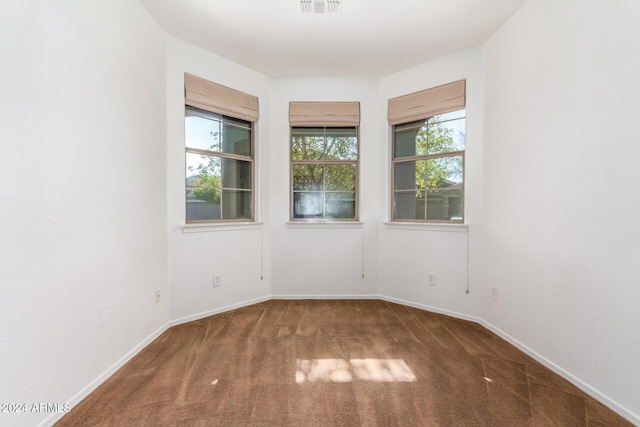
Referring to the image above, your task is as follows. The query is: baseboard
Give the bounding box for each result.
[379,296,638,425]
[41,296,270,426]
[169,295,271,326]
[39,321,170,427]
[44,295,639,426]
[378,295,481,323]
[376,295,638,425]
[270,294,378,300]
[478,320,639,426]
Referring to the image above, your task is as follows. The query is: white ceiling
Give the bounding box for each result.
[139,0,528,77]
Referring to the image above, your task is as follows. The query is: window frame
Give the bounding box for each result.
[289,125,360,222]
[185,105,256,224]
[390,111,466,224]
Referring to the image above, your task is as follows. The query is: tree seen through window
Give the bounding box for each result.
[291,127,358,220]
[393,109,465,221]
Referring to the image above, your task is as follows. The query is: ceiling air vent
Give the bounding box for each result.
[300,0,341,14]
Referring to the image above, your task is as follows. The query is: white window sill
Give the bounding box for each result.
[182,222,263,233]
[383,222,467,233]
[287,221,364,229]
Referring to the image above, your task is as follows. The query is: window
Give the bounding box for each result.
[291,127,358,220]
[388,80,466,223]
[289,102,360,221]
[184,73,258,223]
[185,107,253,221]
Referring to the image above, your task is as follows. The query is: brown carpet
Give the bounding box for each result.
[56,299,632,426]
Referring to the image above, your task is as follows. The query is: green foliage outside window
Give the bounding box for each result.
[393,110,465,221]
[189,156,221,205]
[185,106,253,222]
[291,127,358,220]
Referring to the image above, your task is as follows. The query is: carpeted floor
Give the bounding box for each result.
[56,299,632,426]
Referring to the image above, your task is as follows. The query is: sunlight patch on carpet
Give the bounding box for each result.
[296,359,417,383]
[296,359,352,383]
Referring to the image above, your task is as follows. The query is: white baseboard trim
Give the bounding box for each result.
[40,321,170,427]
[44,295,639,426]
[169,295,271,326]
[378,295,638,425]
[378,295,481,323]
[477,320,639,426]
[41,296,272,426]
[270,294,377,300]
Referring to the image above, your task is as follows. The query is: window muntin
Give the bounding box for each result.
[392,109,465,222]
[291,127,358,220]
[185,106,254,222]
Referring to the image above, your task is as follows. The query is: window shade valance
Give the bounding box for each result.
[184,73,259,122]
[387,80,466,125]
[289,102,360,126]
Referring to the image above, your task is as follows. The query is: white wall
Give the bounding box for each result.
[0,1,168,426]
[166,37,272,321]
[483,0,640,422]
[4,0,638,425]
[377,47,485,319]
[249,50,486,311]
[269,78,380,297]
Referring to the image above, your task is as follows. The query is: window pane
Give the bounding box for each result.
[291,128,325,161]
[185,107,251,156]
[394,190,426,221]
[293,164,324,191]
[426,187,462,221]
[394,121,423,158]
[426,156,463,187]
[425,155,463,221]
[392,108,465,222]
[431,109,465,123]
[291,127,357,161]
[394,161,417,191]
[222,119,251,157]
[291,125,358,221]
[185,109,221,152]
[185,103,254,223]
[394,160,421,220]
[393,155,463,221]
[293,192,324,218]
[222,158,251,190]
[325,164,356,191]
[427,116,465,155]
[186,152,222,221]
[325,192,355,219]
[222,189,252,219]
[325,128,357,160]
[394,111,465,159]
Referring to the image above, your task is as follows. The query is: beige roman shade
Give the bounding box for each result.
[387,80,466,125]
[289,102,360,126]
[184,73,259,122]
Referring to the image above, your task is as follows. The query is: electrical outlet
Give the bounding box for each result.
[154,289,160,304]
[213,275,222,287]
[427,273,436,286]
[491,287,498,302]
